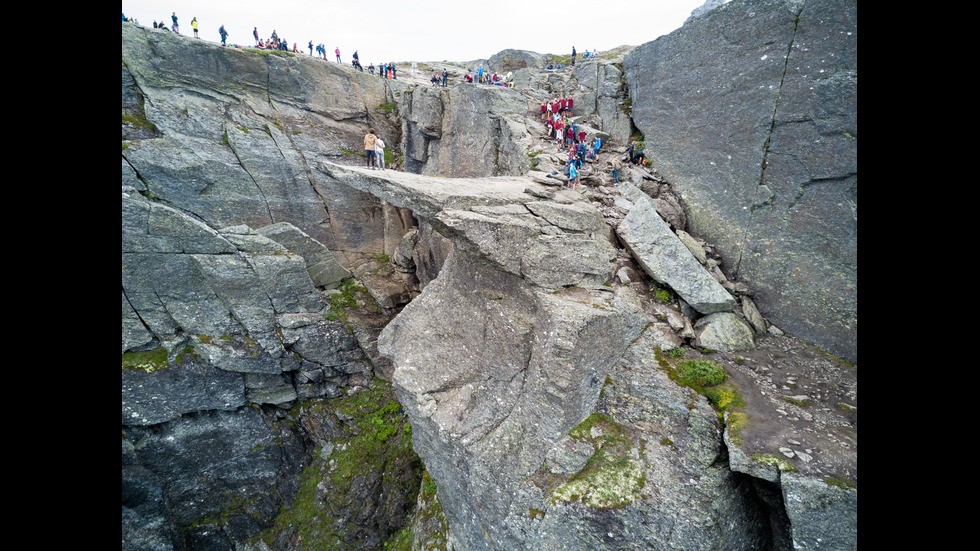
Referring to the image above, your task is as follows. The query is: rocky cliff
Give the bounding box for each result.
[122,1,856,549]
[624,0,857,364]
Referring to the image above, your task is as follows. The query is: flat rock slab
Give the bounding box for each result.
[615,186,735,314]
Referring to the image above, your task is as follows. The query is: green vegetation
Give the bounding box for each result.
[824,475,856,490]
[655,348,745,430]
[551,413,646,509]
[376,102,398,115]
[382,525,413,550]
[384,147,398,168]
[408,470,450,551]
[256,379,421,550]
[121,346,168,373]
[653,288,671,304]
[325,278,374,322]
[782,396,812,407]
[751,453,798,473]
[175,345,201,365]
[676,359,728,389]
[725,411,748,446]
[122,113,157,131]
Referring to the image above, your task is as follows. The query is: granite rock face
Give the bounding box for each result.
[123,10,856,549]
[624,0,857,363]
[399,83,533,177]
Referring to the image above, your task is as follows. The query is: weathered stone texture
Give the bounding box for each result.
[624,0,857,363]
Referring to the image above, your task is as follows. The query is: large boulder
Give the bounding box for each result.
[615,183,736,314]
[623,0,857,363]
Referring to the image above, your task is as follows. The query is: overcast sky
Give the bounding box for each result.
[123,0,707,63]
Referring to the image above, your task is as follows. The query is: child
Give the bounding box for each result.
[375,136,386,170]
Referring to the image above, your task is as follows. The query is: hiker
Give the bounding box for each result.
[254,27,259,45]
[571,46,576,65]
[219,25,229,45]
[633,149,647,166]
[375,135,386,170]
[568,161,579,188]
[335,47,341,62]
[442,69,448,87]
[364,129,378,169]
[191,17,199,38]
[611,158,622,184]
[391,62,397,79]
[172,13,179,34]
[625,141,636,163]
[431,72,440,86]
[309,40,313,55]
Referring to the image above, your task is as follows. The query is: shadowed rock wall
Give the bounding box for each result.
[624,0,857,362]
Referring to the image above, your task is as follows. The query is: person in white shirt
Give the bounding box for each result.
[374,136,386,170]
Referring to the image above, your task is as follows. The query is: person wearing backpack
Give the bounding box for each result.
[568,162,579,188]
[219,25,229,46]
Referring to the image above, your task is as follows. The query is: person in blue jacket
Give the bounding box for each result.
[219,25,229,45]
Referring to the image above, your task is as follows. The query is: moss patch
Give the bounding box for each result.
[751,453,798,473]
[551,413,646,509]
[121,346,168,373]
[325,278,375,323]
[655,349,745,418]
[254,379,422,550]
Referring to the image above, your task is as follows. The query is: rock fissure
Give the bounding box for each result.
[123,4,856,548]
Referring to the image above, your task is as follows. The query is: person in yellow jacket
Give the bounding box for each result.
[364,129,378,169]
[191,17,199,38]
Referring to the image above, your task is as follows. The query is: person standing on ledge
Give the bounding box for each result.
[571,46,576,65]
[364,128,378,169]
[191,17,199,38]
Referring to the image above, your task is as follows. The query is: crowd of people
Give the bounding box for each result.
[533,90,653,188]
[127,12,376,69]
[124,17,647,180]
